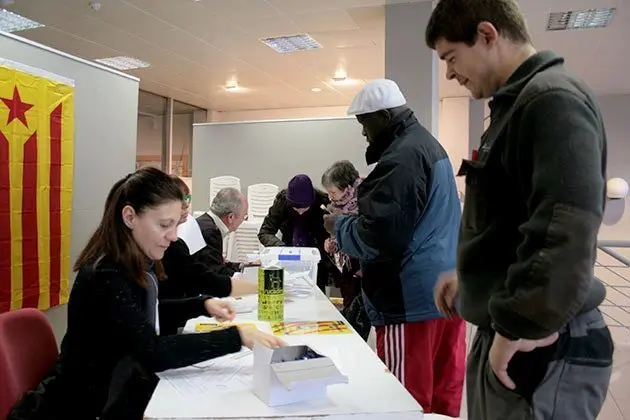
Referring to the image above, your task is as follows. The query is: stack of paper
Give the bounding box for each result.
[284,271,314,298]
[157,350,254,396]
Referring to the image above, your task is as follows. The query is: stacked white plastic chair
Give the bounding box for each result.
[247,183,279,220]
[226,219,264,263]
[209,176,241,207]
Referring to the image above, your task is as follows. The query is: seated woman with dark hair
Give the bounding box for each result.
[258,174,336,292]
[9,167,284,420]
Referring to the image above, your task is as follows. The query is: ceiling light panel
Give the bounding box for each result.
[547,8,615,31]
[260,34,322,54]
[0,9,44,32]
[95,56,151,71]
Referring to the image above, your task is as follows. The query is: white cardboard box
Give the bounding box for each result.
[253,344,348,407]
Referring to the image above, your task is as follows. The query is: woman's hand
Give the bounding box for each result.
[237,326,287,349]
[203,298,236,322]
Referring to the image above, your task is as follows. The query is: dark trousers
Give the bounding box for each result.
[467,309,614,420]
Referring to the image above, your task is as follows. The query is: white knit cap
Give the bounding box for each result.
[347,79,407,116]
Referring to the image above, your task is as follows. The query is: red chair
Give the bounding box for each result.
[0,308,58,419]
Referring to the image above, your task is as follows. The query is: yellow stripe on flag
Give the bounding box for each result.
[59,88,74,306]
[36,78,51,309]
[8,139,24,310]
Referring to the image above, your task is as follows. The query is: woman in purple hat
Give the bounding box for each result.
[258,174,335,292]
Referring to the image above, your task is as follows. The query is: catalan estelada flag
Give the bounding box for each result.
[0,61,74,313]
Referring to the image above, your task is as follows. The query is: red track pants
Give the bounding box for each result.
[376,316,466,417]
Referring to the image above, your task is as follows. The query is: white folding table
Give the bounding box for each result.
[145,277,428,419]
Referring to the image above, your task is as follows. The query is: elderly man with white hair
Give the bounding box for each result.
[195,187,249,276]
[323,79,465,417]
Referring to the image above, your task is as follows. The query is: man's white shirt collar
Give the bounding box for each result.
[207,210,229,238]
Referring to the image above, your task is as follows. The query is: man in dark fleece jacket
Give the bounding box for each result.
[426,1,613,419]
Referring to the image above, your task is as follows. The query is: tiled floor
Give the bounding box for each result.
[593,248,630,420]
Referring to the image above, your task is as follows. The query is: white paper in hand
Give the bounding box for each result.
[177,215,206,255]
[220,295,257,314]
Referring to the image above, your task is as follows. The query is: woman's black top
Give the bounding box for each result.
[8,259,242,420]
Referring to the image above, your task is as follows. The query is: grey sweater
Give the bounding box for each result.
[457,51,607,340]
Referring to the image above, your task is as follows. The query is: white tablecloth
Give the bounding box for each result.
[145,277,427,419]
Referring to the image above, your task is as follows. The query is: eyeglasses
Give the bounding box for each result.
[183,194,192,204]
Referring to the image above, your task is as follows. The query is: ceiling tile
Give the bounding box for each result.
[289,10,360,33]
[18,27,120,60]
[81,0,168,39]
[309,28,383,49]
[346,6,385,30]
[54,17,167,65]
[265,0,359,14]
[147,28,225,69]
[520,0,620,15]
[287,45,381,80]
[232,16,302,39]
[199,0,282,20]
[9,0,89,27]
[241,54,322,89]
[128,0,247,47]
[207,30,276,58]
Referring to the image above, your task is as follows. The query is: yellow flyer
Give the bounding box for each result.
[194,322,257,333]
[271,320,352,336]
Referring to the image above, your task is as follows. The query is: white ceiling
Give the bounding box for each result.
[5,0,629,112]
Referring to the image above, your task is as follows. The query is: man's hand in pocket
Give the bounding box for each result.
[489,332,559,390]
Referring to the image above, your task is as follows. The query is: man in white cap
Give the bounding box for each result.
[323,79,465,416]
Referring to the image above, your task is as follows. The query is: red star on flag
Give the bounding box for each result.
[1,86,33,128]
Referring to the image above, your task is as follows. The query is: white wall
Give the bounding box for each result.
[192,118,368,212]
[438,97,470,196]
[595,95,630,241]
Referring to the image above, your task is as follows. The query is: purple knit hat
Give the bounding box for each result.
[286,174,315,208]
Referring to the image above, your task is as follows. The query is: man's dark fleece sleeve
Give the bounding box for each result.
[489,89,605,340]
